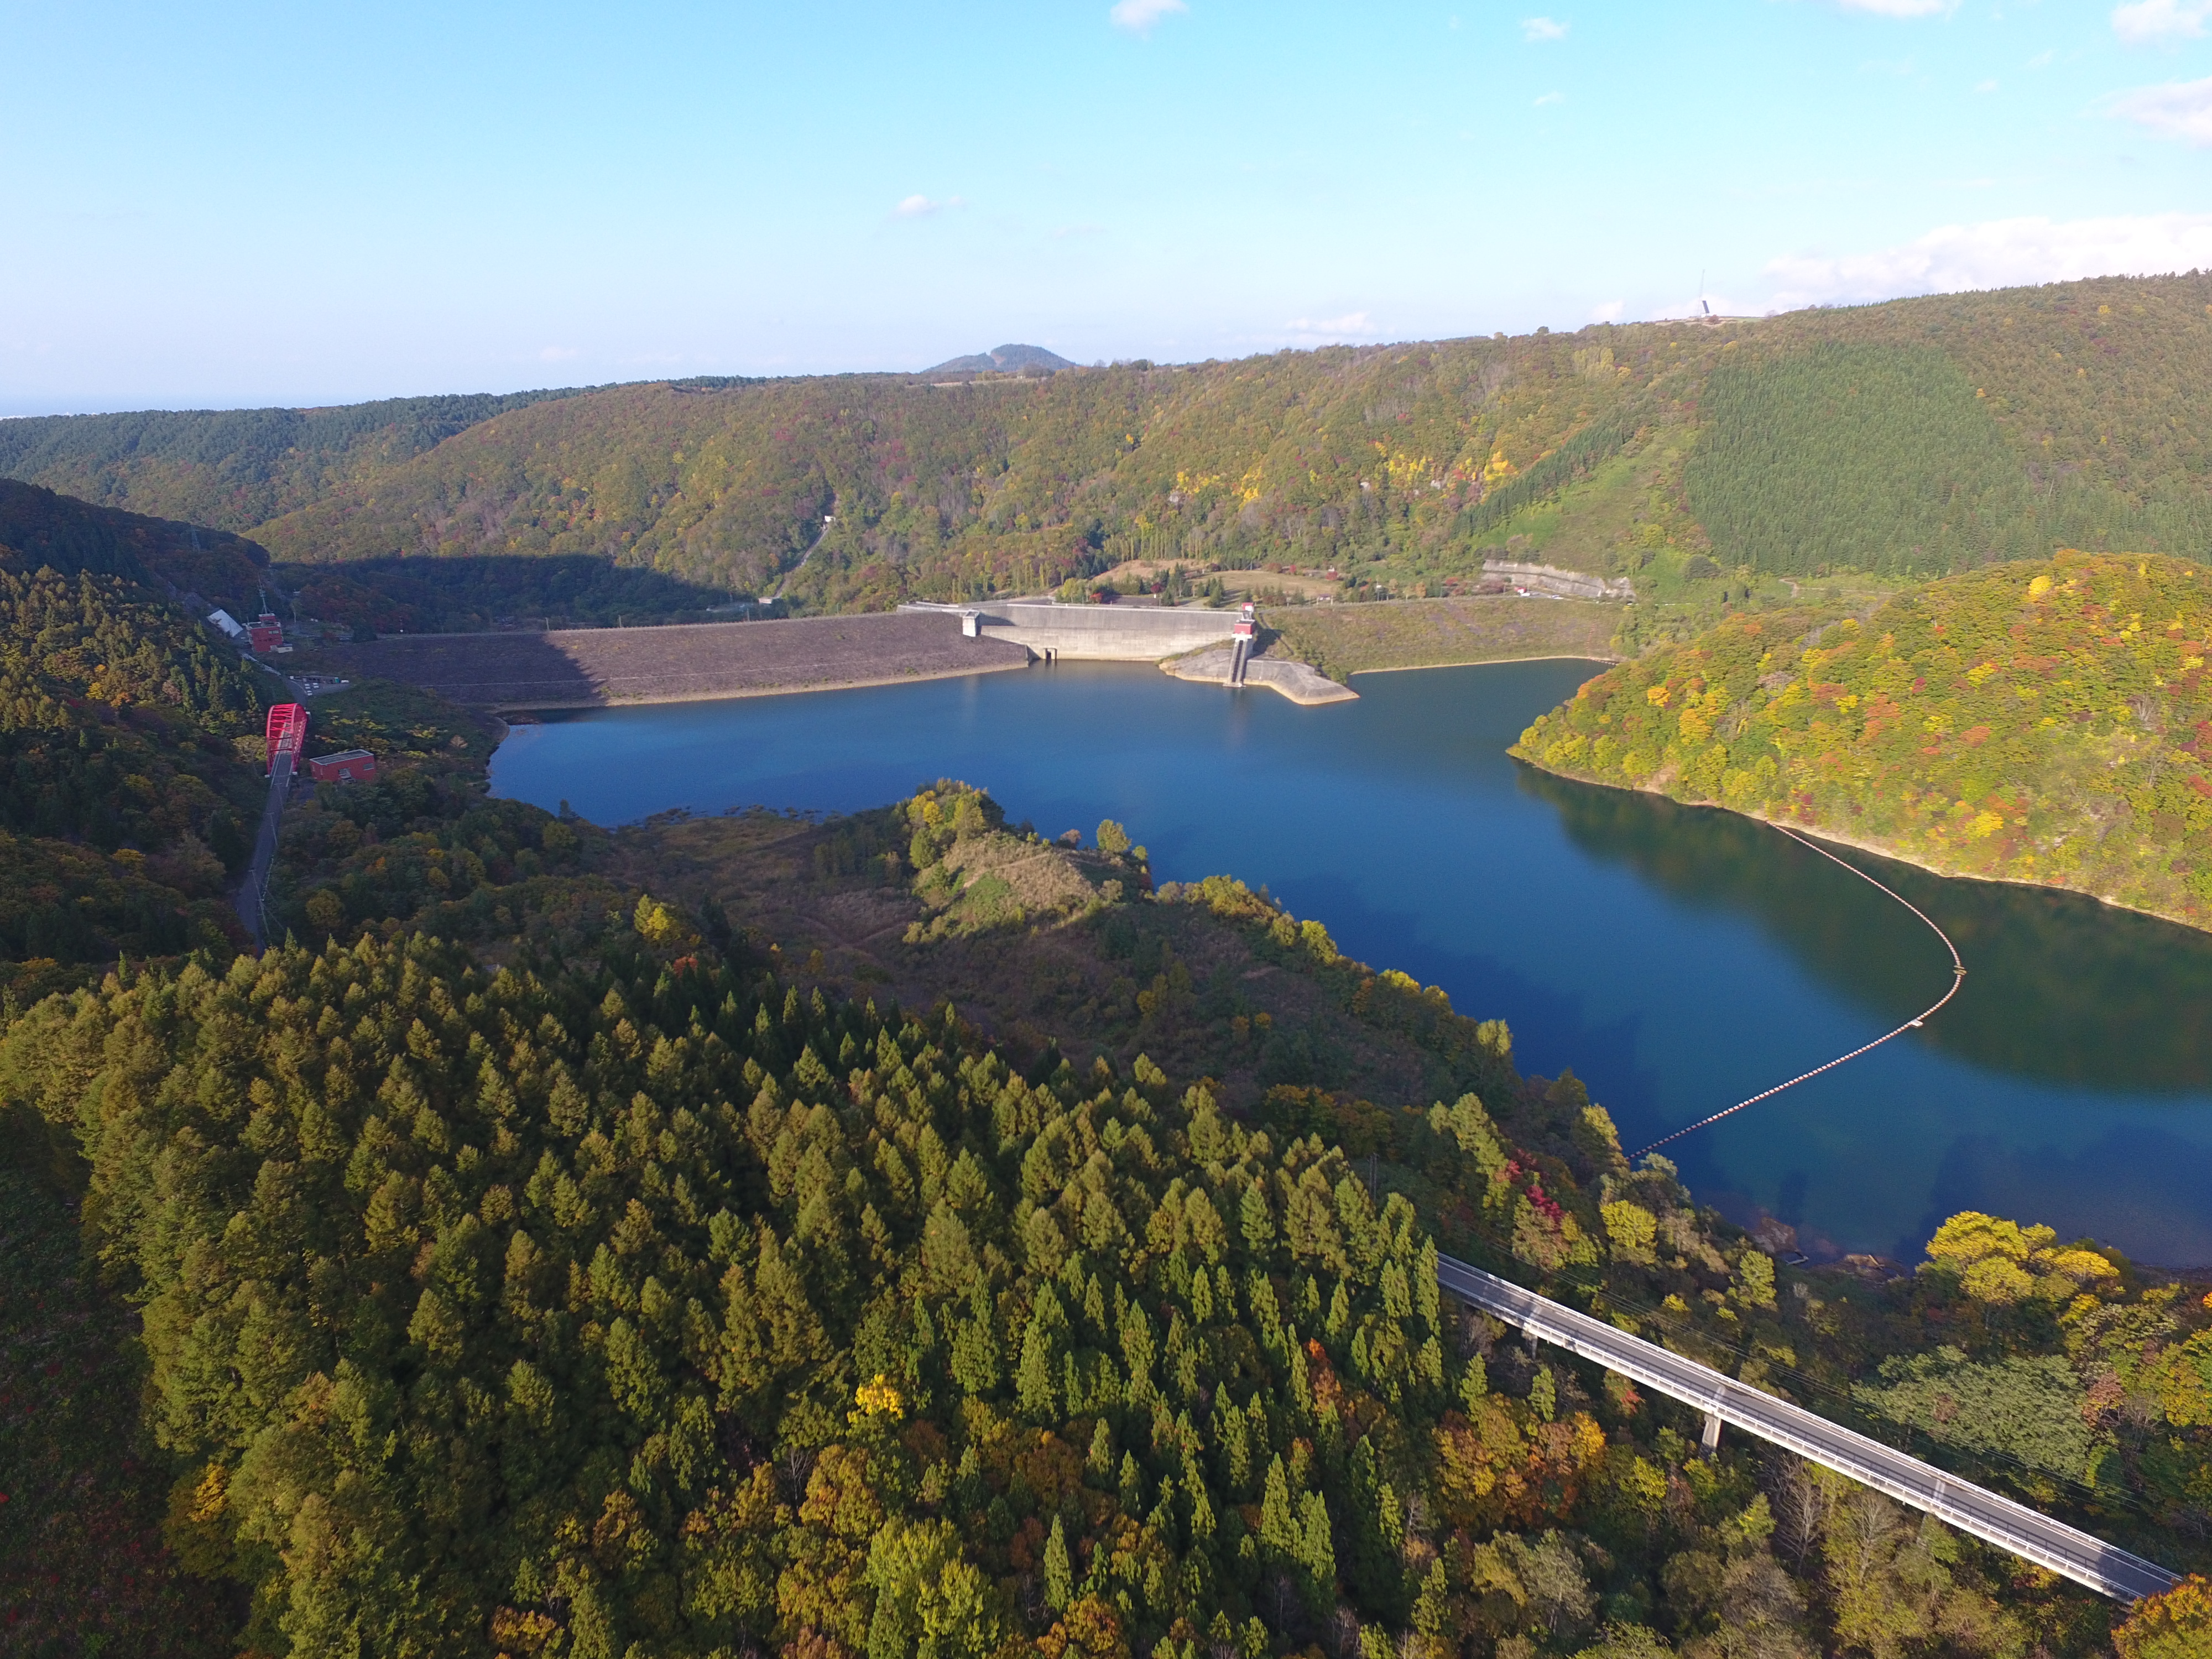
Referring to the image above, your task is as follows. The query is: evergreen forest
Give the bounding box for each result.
[0,513,271,1001]
[1,542,2210,1656]
[7,283,2212,1658]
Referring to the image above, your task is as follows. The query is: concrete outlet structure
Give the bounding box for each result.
[946,601,1241,661]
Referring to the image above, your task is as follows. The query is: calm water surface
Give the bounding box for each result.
[491,661,2212,1266]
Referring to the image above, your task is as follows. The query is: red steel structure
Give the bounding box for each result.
[264,703,310,775]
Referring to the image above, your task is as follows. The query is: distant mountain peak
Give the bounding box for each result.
[922,343,1077,377]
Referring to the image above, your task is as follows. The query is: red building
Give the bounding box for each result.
[308,750,379,785]
[247,612,284,653]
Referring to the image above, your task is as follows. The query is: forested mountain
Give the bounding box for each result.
[6,274,2209,620]
[0,390,586,534]
[0,498,272,1000]
[283,554,740,636]
[1512,550,2212,932]
[0,477,271,614]
[8,286,2212,1655]
[926,345,1081,375]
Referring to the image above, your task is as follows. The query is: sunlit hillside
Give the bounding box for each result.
[1512,550,2212,932]
[3,274,2210,618]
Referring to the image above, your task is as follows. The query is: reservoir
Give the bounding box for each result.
[491,659,2212,1267]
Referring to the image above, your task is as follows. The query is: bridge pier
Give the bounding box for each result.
[1700,1409,1723,1455]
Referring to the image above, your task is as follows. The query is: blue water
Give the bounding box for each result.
[490,660,2212,1267]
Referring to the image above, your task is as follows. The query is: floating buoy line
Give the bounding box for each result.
[1632,823,1966,1161]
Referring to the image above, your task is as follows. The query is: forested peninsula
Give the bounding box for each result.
[1510,552,2212,934]
[4,509,2212,1657]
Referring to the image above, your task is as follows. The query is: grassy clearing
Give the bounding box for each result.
[1262,595,1621,681]
[599,794,1497,1114]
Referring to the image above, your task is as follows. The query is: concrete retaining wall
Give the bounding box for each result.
[1481,560,1636,602]
[975,602,1239,660]
[1162,646,1358,705]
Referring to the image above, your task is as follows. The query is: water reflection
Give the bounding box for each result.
[492,660,2212,1263]
[1518,766,2212,1096]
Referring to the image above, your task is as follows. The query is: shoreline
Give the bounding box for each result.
[479,648,1623,718]
[1514,754,2212,941]
[1349,651,1620,678]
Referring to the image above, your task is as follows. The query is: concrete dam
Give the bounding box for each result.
[945,600,1244,661]
[904,601,1356,706]
[328,603,1354,712]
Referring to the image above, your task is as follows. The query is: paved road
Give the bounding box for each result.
[234,746,295,949]
[1436,1255,2178,1603]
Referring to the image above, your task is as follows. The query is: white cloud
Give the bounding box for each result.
[538,345,581,362]
[2110,76,2212,143]
[1590,300,1625,322]
[1110,0,1187,34]
[1764,212,2212,309]
[2112,0,2212,44]
[1286,311,1379,338]
[1974,77,1998,92]
[1533,90,1565,105]
[2027,49,2056,67]
[1521,15,1568,40]
[1837,0,1952,14]
[894,194,966,217]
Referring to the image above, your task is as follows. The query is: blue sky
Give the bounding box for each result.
[3,0,2210,411]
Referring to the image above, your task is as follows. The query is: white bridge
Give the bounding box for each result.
[1436,1255,2179,1604]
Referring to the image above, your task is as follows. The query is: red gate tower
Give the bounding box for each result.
[1228,602,1257,687]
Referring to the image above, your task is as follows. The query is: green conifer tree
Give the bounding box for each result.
[1327,1279,1353,1343]
[1259,1455,1298,1562]
[1119,1449,1147,1516]
[1044,1515,1073,1611]
[1530,1365,1557,1423]
[1016,1316,1059,1421]
[1347,1438,1409,1621]
[1295,1489,1337,1616]
[1459,1354,1488,1412]
[1088,1418,1115,1481]
[1241,1181,1276,1257]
